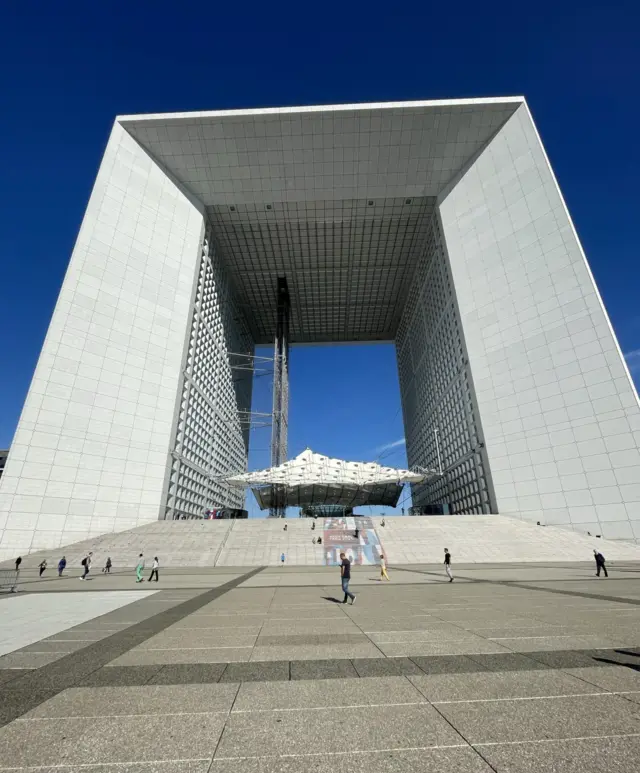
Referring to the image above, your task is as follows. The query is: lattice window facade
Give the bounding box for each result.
[396,214,494,514]
[163,222,254,519]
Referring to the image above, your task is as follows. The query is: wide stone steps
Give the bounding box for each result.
[3,514,640,568]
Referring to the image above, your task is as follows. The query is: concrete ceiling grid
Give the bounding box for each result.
[119,99,521,345]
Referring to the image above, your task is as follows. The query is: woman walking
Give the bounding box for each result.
[57,556,66,577]
[148,557,159,582]
[444,548,453,582]
[102,557,112,574]
[39,559,47,577]
[379,553,390,581]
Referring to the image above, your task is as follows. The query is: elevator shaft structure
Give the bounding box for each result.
[269,277,290,517]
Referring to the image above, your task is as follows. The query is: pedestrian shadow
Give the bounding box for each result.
[322,596,342,604]
[593,649,640,672]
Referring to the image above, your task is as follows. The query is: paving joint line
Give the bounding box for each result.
[206,671,242,773]
[473,732,640,747]
[210,744,469,761]
[428,697,500,773]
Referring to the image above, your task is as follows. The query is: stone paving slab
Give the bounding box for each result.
[352,656,424,677]
[23,684,240,718]
[138,631,259,648]
[437,693,640,744]
[565,666,640,692]
[232,675,424,711]
[289,658,359,680]
[209,747,493,773]
[148,663,228,685]
[219,661,290,683]
[408,669,603,702]
[249,642,382,661]
[0,714,226,767]
[111,647,253,665]
[215,703,462,758]
[77,665,165,687]
[375,639,511,657]
[477,735,640,773]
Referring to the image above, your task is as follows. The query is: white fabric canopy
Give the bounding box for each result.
[225,448,430,487]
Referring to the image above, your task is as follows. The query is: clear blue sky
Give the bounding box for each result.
[1,1,639,517]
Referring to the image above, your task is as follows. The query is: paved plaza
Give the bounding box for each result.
[1,562,640,771]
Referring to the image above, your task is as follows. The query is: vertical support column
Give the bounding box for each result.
[270,277,290,518]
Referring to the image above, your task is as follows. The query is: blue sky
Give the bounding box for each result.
[1,1,639,518]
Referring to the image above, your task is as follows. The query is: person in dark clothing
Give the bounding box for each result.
[102,557,112,573]
[444,548,453,582]
[594,550,608,577]
[80,552,92,580]
[58,556,66,576]
[148,557,159,582]
[15,556,22,572]
[39,560,47,577]
[340,551,356,604]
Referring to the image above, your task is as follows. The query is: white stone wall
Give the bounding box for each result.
[0,123,204,559]
[440,104,640,541]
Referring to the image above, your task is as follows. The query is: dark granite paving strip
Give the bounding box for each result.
[219,661,290,683]
[54,648,640,687]
[290,658,359,680]
[76,665,165,687]
[0,669,32,686]
[0,566,265,728]
[149,663,228,684]
[352,657,424,677]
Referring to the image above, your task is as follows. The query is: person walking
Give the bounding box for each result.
[135,554,145,582]
[148,557,159,582]
[80,552,92,580]
[594,550,608,578]
[15,556,22,572]
[38,559,47,577]
[57,556,66,577]
[444,548,453,582]
[379,553,390,581]
[280,552,286,565]
[102,557,112,574]
[340,551,356,604]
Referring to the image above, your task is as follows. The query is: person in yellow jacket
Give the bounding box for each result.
[379,553,390,581]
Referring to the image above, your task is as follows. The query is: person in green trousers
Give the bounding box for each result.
[136,553,145,582]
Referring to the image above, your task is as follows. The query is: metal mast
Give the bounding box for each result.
[269,277,290,517]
